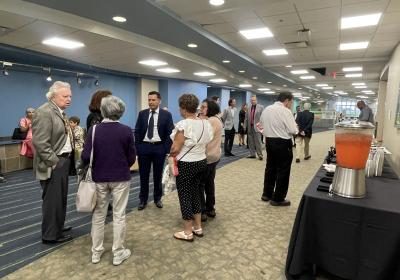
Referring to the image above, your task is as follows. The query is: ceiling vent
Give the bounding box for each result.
[0,26,13,37]
[284,41,308,49]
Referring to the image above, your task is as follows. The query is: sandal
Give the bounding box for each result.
[173,231,194,242]
[192,227,204,237]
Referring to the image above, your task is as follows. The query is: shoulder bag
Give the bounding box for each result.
[76,125,98,212]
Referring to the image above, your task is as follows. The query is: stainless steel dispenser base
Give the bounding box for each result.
[331,166,366,198]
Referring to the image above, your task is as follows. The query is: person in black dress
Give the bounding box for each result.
[238,104,247,146]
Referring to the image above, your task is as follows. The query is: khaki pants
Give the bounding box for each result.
[295,136,311,160]
[91,181,130,256]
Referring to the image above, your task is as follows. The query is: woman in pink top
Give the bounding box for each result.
[199,99,223,221]
[19,108,35,158]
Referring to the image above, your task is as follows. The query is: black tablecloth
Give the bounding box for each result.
[286,162,400,280]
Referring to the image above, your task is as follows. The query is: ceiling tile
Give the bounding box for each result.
[387,0,400,12]
[255,1,295,17]
[261,13,302,27]
[294,0,340,12]
[0,11,35,30]
[376,23,400,33]
[379,11,400,25]
[203,23,237,35]
[341,0,389,17]
[220,9,258,23]
[299,7,341,23]
[229,18,266,30]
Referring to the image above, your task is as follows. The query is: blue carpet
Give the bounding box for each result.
[0,144,250,277]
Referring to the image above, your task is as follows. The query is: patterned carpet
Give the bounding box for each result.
[2,131,335,280]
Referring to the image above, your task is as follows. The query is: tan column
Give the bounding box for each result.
[375,80,387,142]
[137,78,159,110]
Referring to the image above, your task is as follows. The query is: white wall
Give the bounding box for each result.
[381,43,400,175]
[137,78,159,110]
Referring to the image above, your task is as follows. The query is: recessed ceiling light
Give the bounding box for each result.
[362,90,373,93]
[209,78,227,83]
[222,60,230,63]
[258,88,270,91]
[298,88,302,90]
[352,82,365,85]
[263,48,288,56]
[343,66,363,72]
[300,75,315,80]
[156,68,180,73]
[356,95,368,99]
[283,84,287,87]
[209,0,225,6]
[238,70,245,73]
[264,91,275,94]
[322,87,333,89]
[355,85,367,88]
[187,43,198,48]
[240,27,274,40]
[340,41,369,50]
[341,13,382,29]
[112,16,127,23]
[239,84,252,88]
[42,37,85,49]
[364,92,375,95]
[346,73,363,77]
[339,92,348,95]
[291,69,308,75]
[139,59,168,66]
[194,71,215,77]
[285,65,292,68]
[252,76,258,80]
[267,81,272,84]
[316,84,328,87]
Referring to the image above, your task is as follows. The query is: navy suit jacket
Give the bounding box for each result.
[296,110,314,138]
[134,108,174,155]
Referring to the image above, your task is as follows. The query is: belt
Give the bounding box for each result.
[143,141,163,145]
[58,152,71,158]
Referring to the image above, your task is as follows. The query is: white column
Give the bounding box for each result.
[375,80,387,142]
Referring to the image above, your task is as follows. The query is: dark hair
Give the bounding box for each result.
[241,103,247,110]
[148,91,161,99]
[179,93,199,114]
[211,95,220,102]
[69,116,80,125]
[205,99,220,117]
[89,90,112,112]
[277,92,293,102]
[228,98,235,106]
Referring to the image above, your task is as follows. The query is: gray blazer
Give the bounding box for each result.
[244,104,264,132]
[32,101,68,180]
[221,107,237,130]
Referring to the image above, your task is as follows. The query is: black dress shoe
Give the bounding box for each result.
[42,234,73,244]
[270,200,291,207]
[296,159,300,163]
[201,213,208,222]
[261,196,271,202]
[247,155,256,159]
[206,209,216,217]
[62,226,72,232]
[229,153,235,156]
[304,155,311,160]
[155,201,163,208]
[138,203,147,210]
[258,155,263,160]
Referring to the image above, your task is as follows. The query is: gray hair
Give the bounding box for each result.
[26,107,35,113]
[100,95,125,120]
[303,102,311,110]
[46,81,71,100]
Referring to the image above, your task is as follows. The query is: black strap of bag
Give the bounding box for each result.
[178,120,204,161]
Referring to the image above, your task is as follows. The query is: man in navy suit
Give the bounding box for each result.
[135,91,174,210]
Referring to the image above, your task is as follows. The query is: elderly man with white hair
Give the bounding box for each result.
[295,102,314,163]
[32,81,74,244]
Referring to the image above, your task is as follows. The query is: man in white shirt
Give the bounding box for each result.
[32,81,75,243]
[222,98,237,156]
[259,92,298,206]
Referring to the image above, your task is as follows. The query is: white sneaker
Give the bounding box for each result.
[113,249,131,266]
[91,250,104,264]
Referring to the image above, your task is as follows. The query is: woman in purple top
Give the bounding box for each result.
[82,95,136,266]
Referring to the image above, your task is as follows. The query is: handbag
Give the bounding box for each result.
[76,125,97,212]
[12,119,28,140]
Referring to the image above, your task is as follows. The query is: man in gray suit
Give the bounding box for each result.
[222,98,237,156]
[244,95,264,160]
[32,81,74,244]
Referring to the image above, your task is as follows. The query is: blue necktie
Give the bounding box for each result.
[147,110,155,139]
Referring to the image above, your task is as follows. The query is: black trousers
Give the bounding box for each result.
[263,138,293,202]
[224,127,235,155]
[138,144,165,204]
[40,156,70,240]
[199,160,219,213]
